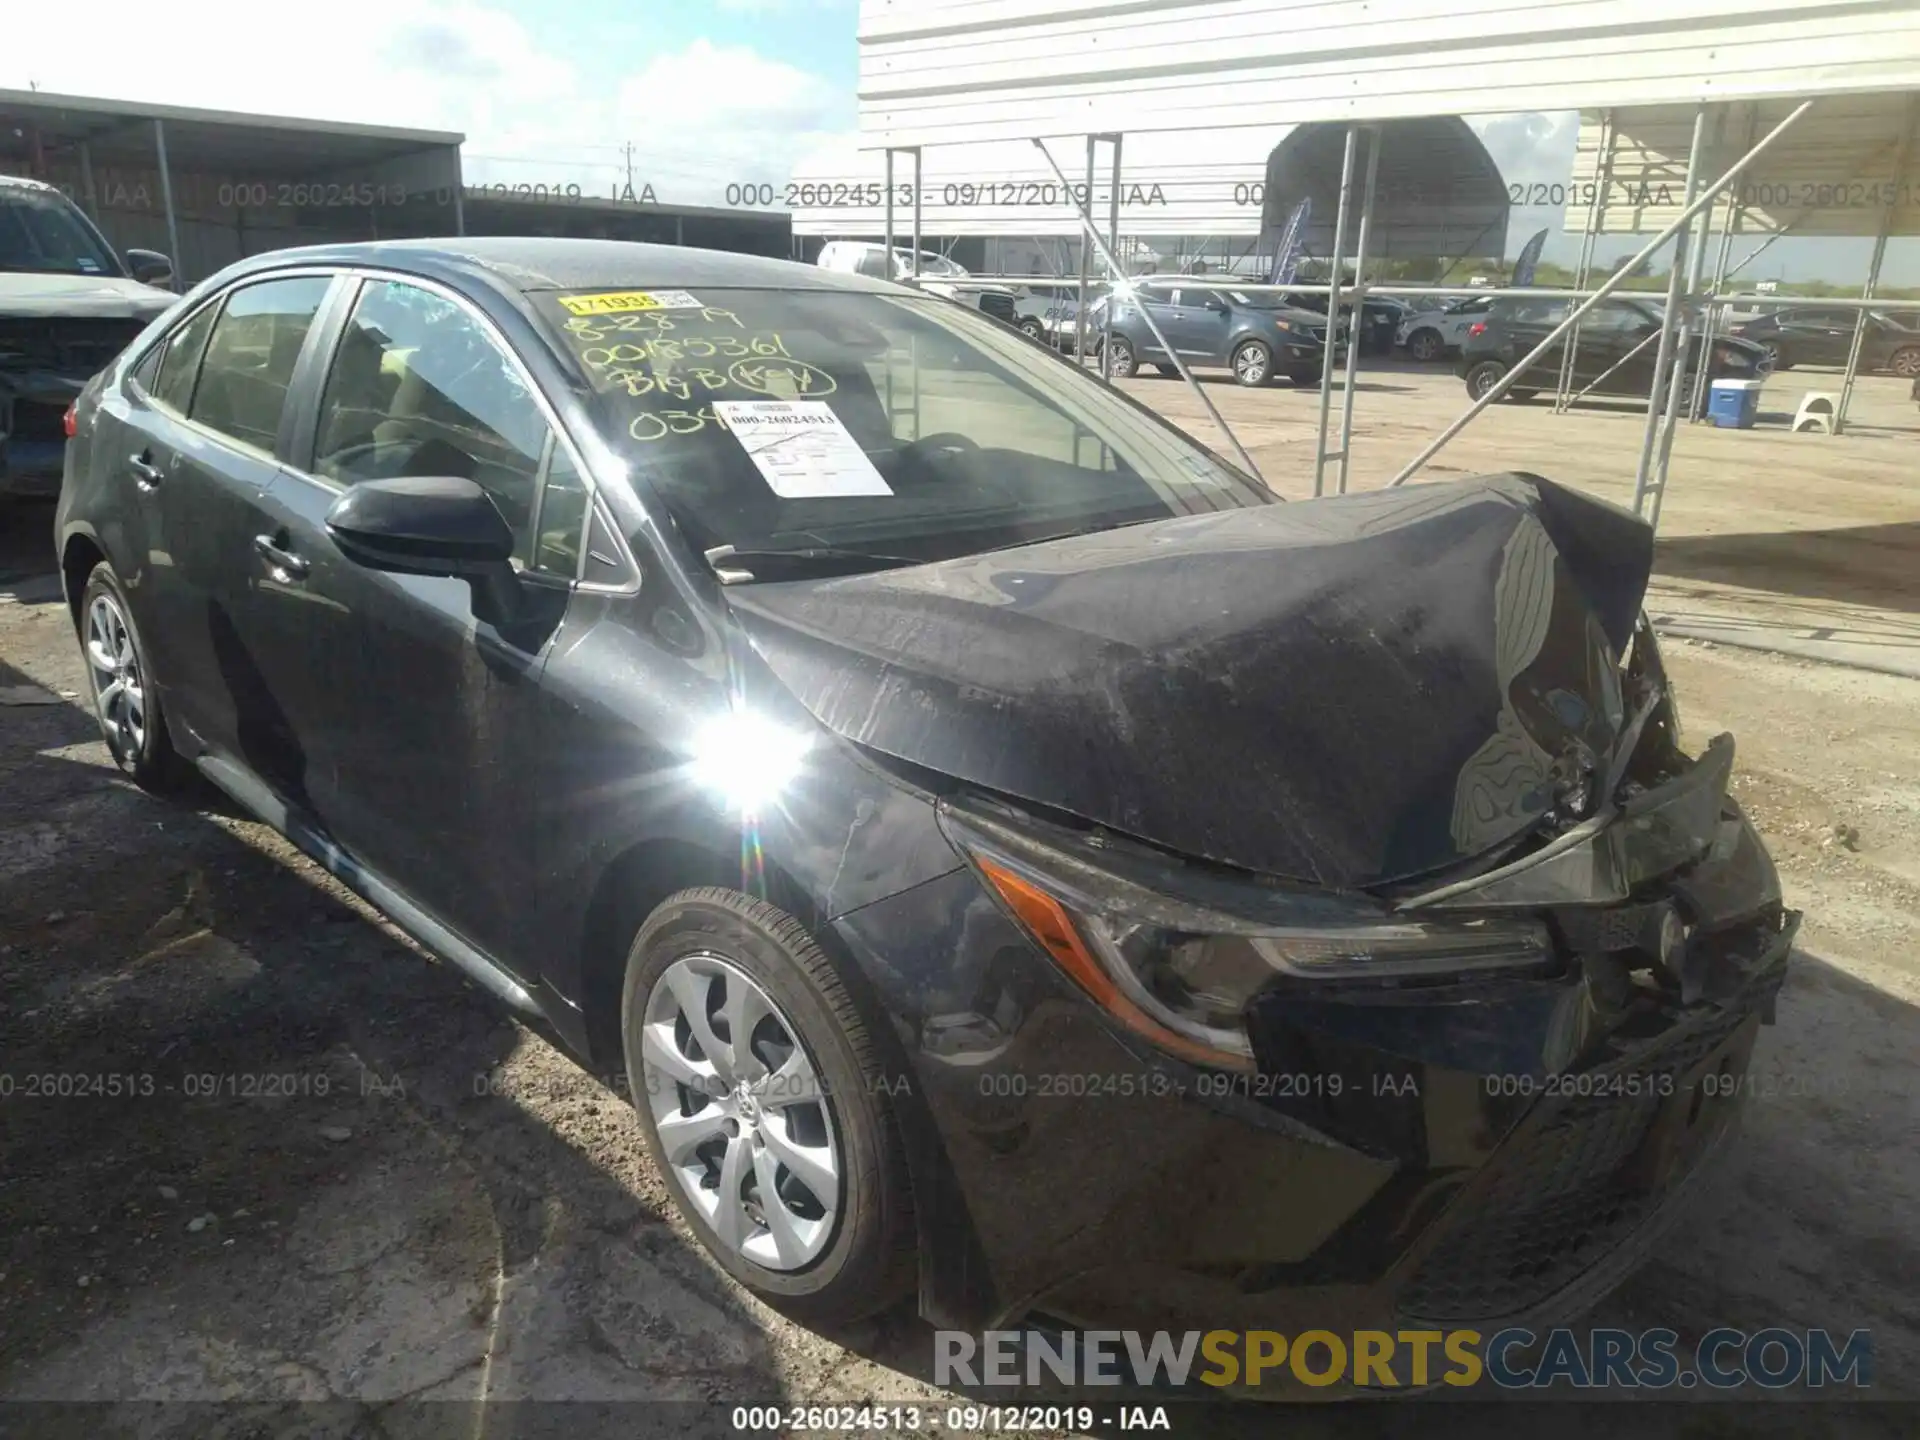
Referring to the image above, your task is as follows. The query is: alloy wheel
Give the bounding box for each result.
[1409,330,1441,362]
[1233,342,1270,384]
[641,952,840,1271]
[1891,347,1920,377]
[85,592,147,764]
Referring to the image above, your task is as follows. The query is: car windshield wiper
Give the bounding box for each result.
[703,543,923,584]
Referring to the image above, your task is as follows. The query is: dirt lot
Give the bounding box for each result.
[2,364,1918,1435]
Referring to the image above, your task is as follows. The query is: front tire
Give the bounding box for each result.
[621,888,914,1324]
[78,562,193,794]
[1407,328,1444,362]
[1888,345,1920,378]
[1104,337,1137,378]
[1231,339,1273,386]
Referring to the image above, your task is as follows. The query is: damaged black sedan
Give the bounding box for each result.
[55,238,1793,1341]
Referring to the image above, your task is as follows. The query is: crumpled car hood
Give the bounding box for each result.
[726,473,1655,890]
[0,273,175,321]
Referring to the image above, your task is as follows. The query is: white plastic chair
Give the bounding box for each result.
[1792,391,1839,433]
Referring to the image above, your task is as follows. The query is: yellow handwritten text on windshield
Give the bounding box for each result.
[559,307,838,439]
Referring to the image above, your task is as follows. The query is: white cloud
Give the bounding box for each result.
[1468,111,1582,187]
[0,0,851,205]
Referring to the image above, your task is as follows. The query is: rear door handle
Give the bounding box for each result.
[129,453,164,490]
[253,533,310,580]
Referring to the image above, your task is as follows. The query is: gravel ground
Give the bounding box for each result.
[3,452,1917,1437]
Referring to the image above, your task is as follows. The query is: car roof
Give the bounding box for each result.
[212,237,904,299]
[0,174,64,194]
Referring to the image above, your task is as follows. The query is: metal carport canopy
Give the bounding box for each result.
[787,121,1507,259]
[0,88,462,181]
[856,0,1920,145]
[1568,93,1920,237]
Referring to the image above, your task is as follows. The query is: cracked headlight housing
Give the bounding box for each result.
[942,805,1554,1073]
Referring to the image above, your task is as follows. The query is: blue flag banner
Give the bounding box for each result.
[1512,227,1549,288]
[1267,197,1311,286]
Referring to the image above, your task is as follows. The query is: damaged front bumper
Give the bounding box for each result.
[835,722,1795,1341]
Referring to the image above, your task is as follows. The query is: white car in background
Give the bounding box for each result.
[1396,294,1494,362]
[814,242,1020,327]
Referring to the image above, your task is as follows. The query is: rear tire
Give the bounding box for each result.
[78,562,194,795]
[1465,360,1508,401]
[621,888,915,1325]
[1153,363,1179,378]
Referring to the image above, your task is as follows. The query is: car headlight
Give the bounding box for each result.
[941,805,1555,1073]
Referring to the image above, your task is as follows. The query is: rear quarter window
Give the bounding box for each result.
[144,301,221,414]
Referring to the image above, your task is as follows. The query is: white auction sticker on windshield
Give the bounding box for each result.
[714,401,893,499]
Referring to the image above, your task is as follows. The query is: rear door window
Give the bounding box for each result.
[188,276,332,453]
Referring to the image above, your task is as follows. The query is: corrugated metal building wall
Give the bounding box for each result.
[856,0,1920,145]
[792,1,1920,248]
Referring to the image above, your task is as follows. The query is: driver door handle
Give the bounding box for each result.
[129,452,164,490]
[254,533,310,581]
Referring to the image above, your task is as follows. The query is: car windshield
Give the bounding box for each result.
[538,287,1269,571]
[0,185,122,276]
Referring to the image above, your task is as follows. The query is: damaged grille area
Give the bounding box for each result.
[0,317,148,378]
[1395,921,1791,1325]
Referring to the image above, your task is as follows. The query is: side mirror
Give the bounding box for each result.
[1206,295,1230,313]
[325,476,523,625]
[125,249,173,287]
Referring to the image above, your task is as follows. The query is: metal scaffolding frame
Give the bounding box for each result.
[862,91,1920,530]
[1835,94,1920,434]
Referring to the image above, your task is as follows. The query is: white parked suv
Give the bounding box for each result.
[1396,295,1494,363]
[815,243,1020,328]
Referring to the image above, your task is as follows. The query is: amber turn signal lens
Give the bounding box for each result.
[974,856,1252,1071]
